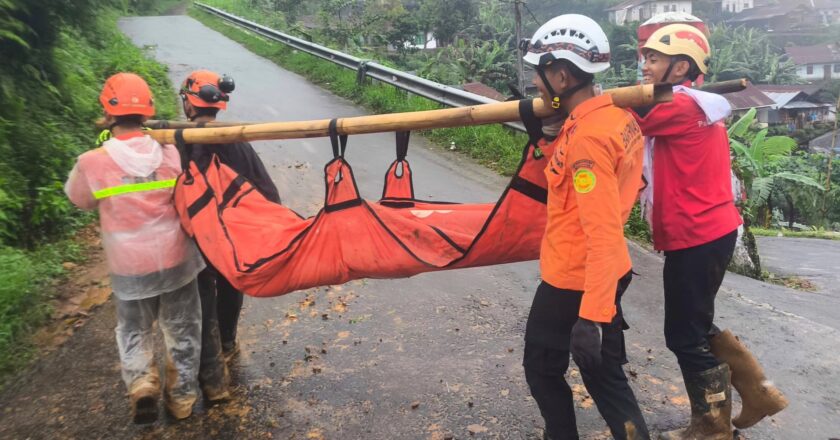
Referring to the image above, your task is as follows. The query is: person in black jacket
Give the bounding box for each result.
[180,70,281,402]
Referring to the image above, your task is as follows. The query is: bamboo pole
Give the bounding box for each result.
[699,78,748,95]
[146,83,672,145]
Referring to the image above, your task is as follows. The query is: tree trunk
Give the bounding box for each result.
[728,172,762,278]
[729,221,763,279]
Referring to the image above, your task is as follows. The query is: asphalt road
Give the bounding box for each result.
[0,14,838,440]
[757,236,840,297]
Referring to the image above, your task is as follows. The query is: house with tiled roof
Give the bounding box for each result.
[606,0,693,25]
[784,44,840,81]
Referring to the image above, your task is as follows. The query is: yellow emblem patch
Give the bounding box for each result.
[573,169,596,193]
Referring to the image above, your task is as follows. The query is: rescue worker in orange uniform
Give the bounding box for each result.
[632,24,788,439]
[520,15,649,440]
[178,70,281,402]
[64,73,204,423]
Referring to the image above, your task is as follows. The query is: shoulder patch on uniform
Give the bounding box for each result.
[573,169,596,193]
[572,159,594,170]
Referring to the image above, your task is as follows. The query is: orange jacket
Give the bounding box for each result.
[540,94,644,323]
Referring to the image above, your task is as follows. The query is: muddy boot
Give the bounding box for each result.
[201,362,231,402]
[128,373,160,425]
[710,329,788,429]
[659,364,732,440]
[164,355,197,420]
[222,340,240,363]
[165,395,196,420]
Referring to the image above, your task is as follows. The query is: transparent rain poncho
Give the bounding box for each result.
[65,134,204,300]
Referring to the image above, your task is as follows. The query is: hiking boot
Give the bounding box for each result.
[710,329,788,428]
[201,362,231,402]
[165,395,197,420]
[128,376,160,425]
[659,364,732,440]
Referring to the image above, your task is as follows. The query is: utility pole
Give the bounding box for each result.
[514,0,526,95]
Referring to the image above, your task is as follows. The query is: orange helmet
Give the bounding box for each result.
[180,70,235,110]
[99,73,155,117]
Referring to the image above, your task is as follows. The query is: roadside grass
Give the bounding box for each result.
[0,239,90,380]
[751,227,840,241]
[0,11,178,386]
[189,6,653,240]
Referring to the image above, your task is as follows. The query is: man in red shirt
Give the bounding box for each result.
[632,24,787,438]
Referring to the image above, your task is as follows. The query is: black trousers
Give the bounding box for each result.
[197,267,225,388]
[523,273,649,440]
[216,273,244,347]
[197,265,244,386]
[663,229,737,373]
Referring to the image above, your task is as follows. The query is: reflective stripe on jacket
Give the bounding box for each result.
[64,132,203,299]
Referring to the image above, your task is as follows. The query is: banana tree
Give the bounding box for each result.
[728,108,825,227]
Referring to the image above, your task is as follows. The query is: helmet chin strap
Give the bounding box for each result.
[536,65,592,110]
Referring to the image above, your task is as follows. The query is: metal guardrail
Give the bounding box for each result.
[194,2,526,132]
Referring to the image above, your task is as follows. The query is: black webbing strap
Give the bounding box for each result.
[519,99,543,146]
[324,198,363,212]
[395,131,410,161]
[328,119,348,158]
[174,128,195,184]
[510,176,548,204]
[187,188,214,218]
[219,175,247,210]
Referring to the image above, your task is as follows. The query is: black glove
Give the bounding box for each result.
[570,318,603,370]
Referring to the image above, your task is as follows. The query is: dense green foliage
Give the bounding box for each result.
[0,1,177,248]
[728,109,839,230]
[0,0,180,382]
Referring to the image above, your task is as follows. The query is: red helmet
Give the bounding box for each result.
[99,73,155,117]
[180,70,234,110]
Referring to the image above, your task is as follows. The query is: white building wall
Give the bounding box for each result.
[796,63,840,80]
[611,0,692,25]
[722,0,754,13]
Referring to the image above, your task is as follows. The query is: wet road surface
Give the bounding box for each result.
[1,14,838,440]
[757,236,840,297]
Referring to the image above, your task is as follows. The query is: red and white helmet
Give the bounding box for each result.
[522,14,611,74]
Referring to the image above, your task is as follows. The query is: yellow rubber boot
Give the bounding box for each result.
[710,329,788,429]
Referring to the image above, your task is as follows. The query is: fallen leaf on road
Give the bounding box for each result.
[411,401,420,409]
[467,424,488,434]
[306,428,324,439]
[500,389,509,397]
[337,331,350,339]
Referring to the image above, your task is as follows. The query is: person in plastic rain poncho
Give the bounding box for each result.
[64,73,205,424]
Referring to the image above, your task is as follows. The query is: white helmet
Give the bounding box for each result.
[522,14,610,74]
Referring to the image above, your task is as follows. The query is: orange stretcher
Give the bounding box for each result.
[174,115,553,297]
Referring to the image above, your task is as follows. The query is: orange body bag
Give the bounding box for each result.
[174,126,553,297]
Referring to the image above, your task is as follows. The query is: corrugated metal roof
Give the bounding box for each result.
[724,84,776,110]
[755,84,822,95]
[764,91,803,108]
[781,100,827,109]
